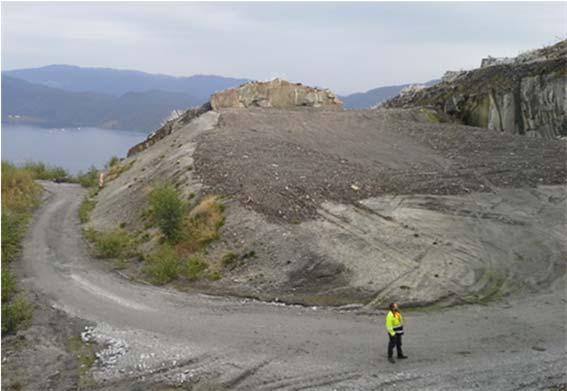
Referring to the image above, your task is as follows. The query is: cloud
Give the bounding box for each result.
[2,2,565,93]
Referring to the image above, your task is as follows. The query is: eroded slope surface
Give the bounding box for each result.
[195,108,565,223]
[91,103,566,306]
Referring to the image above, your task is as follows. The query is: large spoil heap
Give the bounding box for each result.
[92,73,566,308]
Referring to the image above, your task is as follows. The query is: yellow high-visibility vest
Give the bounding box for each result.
[385,310,404,336]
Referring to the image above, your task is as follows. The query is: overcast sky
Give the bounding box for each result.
[2,2,566,94]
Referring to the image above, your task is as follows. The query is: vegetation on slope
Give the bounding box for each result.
[20,161,70,181]
[83,179,228,286]
[1,161,41,334]
[140,184,226,284]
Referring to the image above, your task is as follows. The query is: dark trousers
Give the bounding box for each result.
[388,334,403,358]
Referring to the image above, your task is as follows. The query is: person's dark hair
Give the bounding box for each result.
[389,303,396,311]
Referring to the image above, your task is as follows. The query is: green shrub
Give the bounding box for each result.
[185,255,208,281]
[78,197,97,224]
[221,252,238,269]
[76,166,99,188]
[148,184,186,243]
[21,161,69,180]
[242,250,256,259]
[84,228,134,258]
[2,295,33,335]
[143,244,179,285]
[208,270,222,281]
[2,268,17,303]
[107,156,120,169]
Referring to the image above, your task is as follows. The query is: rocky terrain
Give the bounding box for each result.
[383,39,567,138]
[91,72,566,307]
[8,43,567,390]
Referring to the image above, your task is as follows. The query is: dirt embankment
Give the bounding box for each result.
[89,98,566,307]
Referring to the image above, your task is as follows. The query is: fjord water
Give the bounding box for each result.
[1,125,147,174]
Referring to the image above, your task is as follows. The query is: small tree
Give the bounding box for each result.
[148,184,186,242]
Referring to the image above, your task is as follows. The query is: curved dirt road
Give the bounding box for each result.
[20,182,566,390]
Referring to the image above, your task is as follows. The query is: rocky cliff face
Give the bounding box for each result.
[210,79,342,110]
[384,40,567,138]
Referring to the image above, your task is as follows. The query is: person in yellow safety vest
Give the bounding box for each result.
[385,303,408,363]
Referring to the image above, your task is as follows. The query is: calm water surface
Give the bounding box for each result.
[1,125,147,174]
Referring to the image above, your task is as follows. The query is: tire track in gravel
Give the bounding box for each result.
[18,181,567,390]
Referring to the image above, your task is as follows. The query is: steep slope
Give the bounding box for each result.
[383,40,567,138]
[1,76,197,131]
[89,79,566,307]
[4,64,248,102]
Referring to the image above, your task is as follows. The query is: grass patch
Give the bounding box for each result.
[2,267,17,304]
[105,159,135,183]
[67,335,97,389]
[106,156,120,169]
[114,258,128,270]
[420,108,442,123]
[78,196,97,224]
[1,295,33,335]
[2,161,42,212]
[207,270,222,281]
[1,161,41,335]
[185,255,208,281]
[83,228,136,259]
[76,166,99,188]
[179,195,225,253]
[143,244,180,285]
[1,210,30,264]
[21,161,70,181]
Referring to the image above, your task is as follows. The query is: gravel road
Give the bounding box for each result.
[14,180,567,390]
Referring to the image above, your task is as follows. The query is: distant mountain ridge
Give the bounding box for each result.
[1,75,199,131]
[2,64,440,130]
[339,79,439,109]
[4,65,250,103]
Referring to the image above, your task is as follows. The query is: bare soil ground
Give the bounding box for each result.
[87,108,566,307]
[194,108,565,223]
